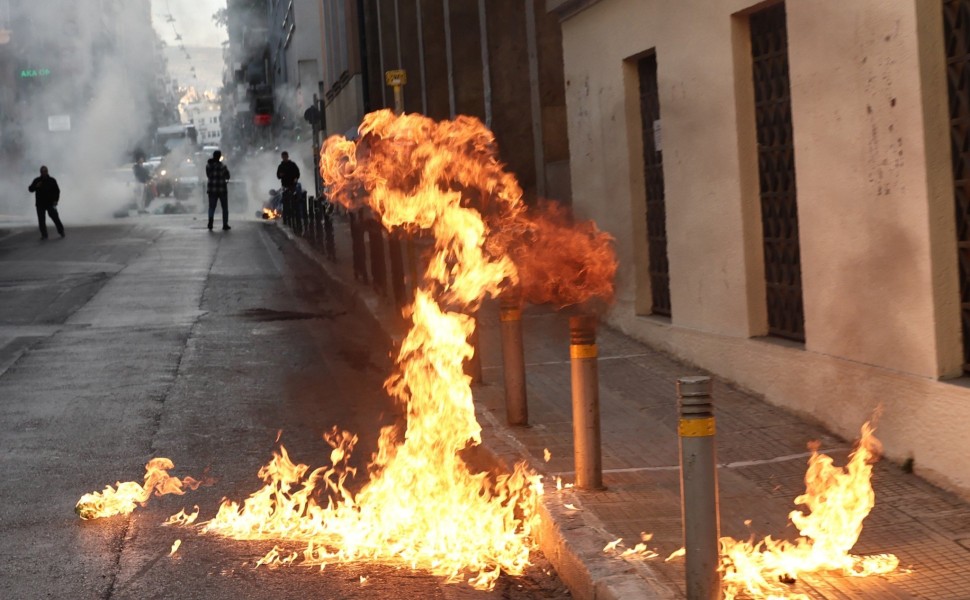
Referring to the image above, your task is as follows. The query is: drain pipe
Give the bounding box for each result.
[677,375,721,600]
[570,314,602,490]
[500,293,527,425]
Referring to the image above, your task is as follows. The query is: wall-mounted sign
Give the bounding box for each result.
[48,115,71,132]
[21,68,52,78]
[385,69,407,87]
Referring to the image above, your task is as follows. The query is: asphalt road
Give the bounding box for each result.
[0,218,567,600]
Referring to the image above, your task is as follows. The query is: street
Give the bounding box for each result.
[0,217,567,599]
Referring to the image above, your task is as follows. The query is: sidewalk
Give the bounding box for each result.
[278,215,970,599]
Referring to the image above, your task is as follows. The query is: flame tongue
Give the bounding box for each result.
[719,422,899,599]
[202,110,548,588]
[76,458,200,520]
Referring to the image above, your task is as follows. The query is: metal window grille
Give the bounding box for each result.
[944,0,970,371]
[751,2,805,341]
[637,52,671,316]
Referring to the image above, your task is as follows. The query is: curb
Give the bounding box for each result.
[274,221,676,599]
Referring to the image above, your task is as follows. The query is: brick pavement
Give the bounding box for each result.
[284,215,970,599]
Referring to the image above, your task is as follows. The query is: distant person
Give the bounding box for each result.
[276,151,300,191]
[132,155,152,209]
[28,165,64,240]
[277,151,301,225]
[205,150,231,231]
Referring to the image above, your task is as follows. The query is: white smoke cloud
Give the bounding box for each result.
[0,0,182,222]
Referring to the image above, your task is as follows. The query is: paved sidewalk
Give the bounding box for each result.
[281,215,970,599]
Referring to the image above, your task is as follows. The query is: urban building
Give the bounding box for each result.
[267,0,322,143]
[222,0,272,150]
[180,90,223,147]
[320,0,571,202]
[553,0,970,497]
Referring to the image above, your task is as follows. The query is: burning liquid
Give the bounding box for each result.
[78,110,616,590]
[719,422,899,599]
[201,110,580,588]
[76,458,200,520]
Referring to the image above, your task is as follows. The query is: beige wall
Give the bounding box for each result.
[560,0,970,497]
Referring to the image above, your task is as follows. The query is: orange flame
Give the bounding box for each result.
[499,200,617,310]
[719,422,898,598]
[200,110,565,589]
[262,208,280,220]
[76,458,201,520]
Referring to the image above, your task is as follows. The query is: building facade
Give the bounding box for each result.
[223,0,272,150]
[320,0,571,202]
[553,0,970,498]
[268,0,322,141]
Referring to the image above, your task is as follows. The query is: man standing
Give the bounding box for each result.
[132,155,152,210]
[276,151,301,190]
[276,151,301,226]
[28,165,64,240]
[205,150,231,231]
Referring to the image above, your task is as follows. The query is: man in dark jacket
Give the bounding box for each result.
[28,165,64,240]
[132,156,153,210]
[276,151,300,190]
[205,150,231,231]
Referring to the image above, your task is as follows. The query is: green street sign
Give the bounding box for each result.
[20,68,51,78]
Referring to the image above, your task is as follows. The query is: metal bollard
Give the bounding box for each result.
[388,232,407,308]
[464,309,483,384]
[570,314,603,490]
[366,219,387,296]
[677,376,721,600]
[350,211,368,282]
[499,295,527,425]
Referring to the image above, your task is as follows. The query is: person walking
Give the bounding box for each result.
[205,150,231,231]
[276,151,301,226]
[28,165,64,240]
[132,155,153,211]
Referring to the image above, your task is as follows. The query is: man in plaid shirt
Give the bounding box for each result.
[205,150,231,231]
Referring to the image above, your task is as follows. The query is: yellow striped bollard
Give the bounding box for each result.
[570,314,603,490]
[677,375,721,600]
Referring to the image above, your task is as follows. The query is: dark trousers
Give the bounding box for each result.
[207,193,228,228]
[36,204,64,238]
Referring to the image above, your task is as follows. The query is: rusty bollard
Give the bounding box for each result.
[570,315,602,490]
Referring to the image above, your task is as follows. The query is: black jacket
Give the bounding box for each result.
[133,162,151,184]
[28,176,60,207]
[277,159,300,188]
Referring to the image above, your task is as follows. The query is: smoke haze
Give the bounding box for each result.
[0,0,174,221]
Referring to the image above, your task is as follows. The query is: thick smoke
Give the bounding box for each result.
[0,0,166,221]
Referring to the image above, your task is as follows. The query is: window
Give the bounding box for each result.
[636,52,671,316]
[750,2,805,341]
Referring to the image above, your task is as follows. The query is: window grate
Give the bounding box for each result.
[637,52,671,316]
[751,2,805,341]
[944,0,970,371]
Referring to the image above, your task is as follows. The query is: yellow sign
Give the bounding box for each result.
[385,69,407,86]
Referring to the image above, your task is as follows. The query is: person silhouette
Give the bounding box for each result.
[28,165,64,240]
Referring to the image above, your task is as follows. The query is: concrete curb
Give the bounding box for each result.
[274,221,676,599]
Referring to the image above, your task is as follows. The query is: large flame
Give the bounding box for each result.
[201,110,571,588]
[76,458,201,520]
[719,422,899,599]
[78,110,616,588]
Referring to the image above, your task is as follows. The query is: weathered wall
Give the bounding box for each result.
[559,0,970,497]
